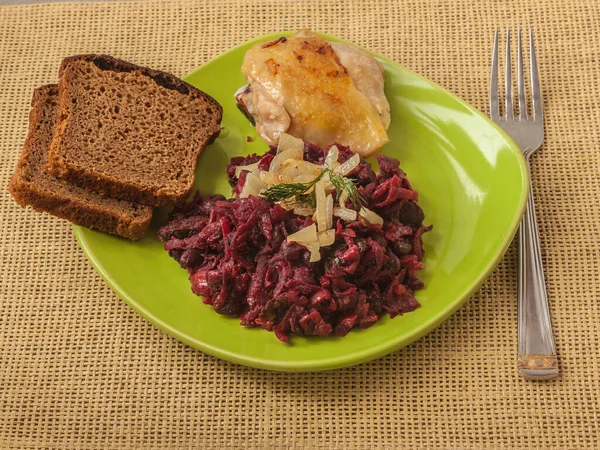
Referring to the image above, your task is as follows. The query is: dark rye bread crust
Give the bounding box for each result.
[9,85,153,241]
[47,54,223,207]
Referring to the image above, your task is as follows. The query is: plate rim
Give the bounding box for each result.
[73,31,529,372]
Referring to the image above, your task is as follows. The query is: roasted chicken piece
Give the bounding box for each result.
[236,30,390,156]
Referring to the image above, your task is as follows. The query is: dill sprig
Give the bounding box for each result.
[261,169,327,205]
[329,172,364,209]
[262,168,363,209]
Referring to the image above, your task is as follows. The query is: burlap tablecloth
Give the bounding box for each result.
[1,1,599,448]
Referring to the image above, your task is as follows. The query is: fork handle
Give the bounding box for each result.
[517,177,559,380]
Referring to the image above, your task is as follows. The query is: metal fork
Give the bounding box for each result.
[490,29,559,380]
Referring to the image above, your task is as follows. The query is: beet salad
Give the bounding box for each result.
[158,135,431,342]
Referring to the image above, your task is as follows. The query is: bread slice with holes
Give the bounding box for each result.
[9,85,153,240]
[47,55,223,207]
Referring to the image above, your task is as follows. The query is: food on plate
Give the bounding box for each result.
[47,54,223,207]
[9,85,152,240]
[235,29,390,157]
[158,135,431,342]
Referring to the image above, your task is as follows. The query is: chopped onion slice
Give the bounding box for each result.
[278,199,295,211]
[320,171,334,193]
[325,194,333,229]
[235,162,260,178]
[338,190,349,208]
[278,159,322,183]
[318,229,335,247]
[324,145,339,169]
[304,241,321,262]
[287,223,317,243]
[293,206,316,216]
[259,170,279,185]
[315,181,327,232]
[334,154,360,176]
[359,206,384,225]
[277,133,304,154]
[269,148,303,173]
[289,223,321,262]
[333,207,357,221]
[240,172,268,198]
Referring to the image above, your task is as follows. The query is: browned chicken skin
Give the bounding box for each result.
[236,30,390,156]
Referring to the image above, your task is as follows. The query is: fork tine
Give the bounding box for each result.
[505,29,514,120]
[517,29,527,120]
[489,29,499,120]
[529,29,543,121]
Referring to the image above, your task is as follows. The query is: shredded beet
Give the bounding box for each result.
[158,143,431,342]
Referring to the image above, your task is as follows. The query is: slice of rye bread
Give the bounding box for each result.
[9,85,153,241]
[47,54,223,207]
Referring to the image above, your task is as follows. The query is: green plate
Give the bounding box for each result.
[73,32,528,371]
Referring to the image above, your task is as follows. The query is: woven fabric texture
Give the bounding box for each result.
[1,1,599,449]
